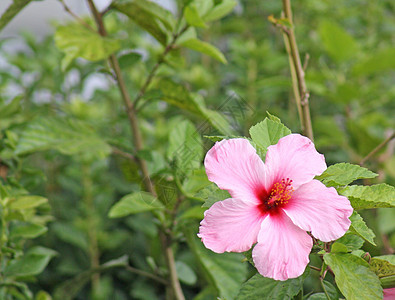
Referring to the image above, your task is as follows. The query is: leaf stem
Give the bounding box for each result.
[359,132,395,166]
[125,265,168,285]
[280,0,314,140]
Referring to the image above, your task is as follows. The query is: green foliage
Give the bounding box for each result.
[324,253,383,300]
[349,211,376,245]
[340,184,395,209]
[180,38,227,63]
[0,0,32,32]
[316,163,378,186]
[55,23,120,70]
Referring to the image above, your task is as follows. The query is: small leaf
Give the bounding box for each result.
[316,163,378,186]
[10,223,47,239]
[339,184,395,209]
[184,4,207,28]
[336,233,364,251]
[180,38,227,63]
[197,183,231,208]
[323,253,383,300]
[108,192,164,218]
[331,242,348,253]
[204,0,237,22]
[249,118,291,152]
[118,52,142,69]
[9,195,47,210]
[175,261,197,285]
[369,258,395,278]
[237,269,308,300]
[349,211,376,245]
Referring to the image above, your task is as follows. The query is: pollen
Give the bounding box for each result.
[267,178,294,207]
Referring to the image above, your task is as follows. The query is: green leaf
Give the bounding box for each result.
[336,233,364,251]
[204,0,237,22]
[35,291,52,300]
[349,211,376,245]
[323,253,383,300]
[339,184,395,209]
[181,168,211,195]
[9,195,47,210]
[55,23,120,70]
[316,163,378,186]
[318,20,359,62]
[51,222,89,252]
[0,0,32,32]
[184,4,207,28]
[197,183,231,207]
[185,227,247,300]
[249,118,291,152]
[352,48,395,76]
[307,281,339,300]
[179,206,206,220]
[108,192,164,218]
[118,52,142,69]
[180,38,227,63]
[15,117,111,161]
[112,1,174,45]
[175,261,197,285]
[5,247,57,277]
[237,269,308,299]
[10,223,47,239]
[167,120,203,173]
[369,258,395,278]
[375,255,395,265]
[331,242,348,253]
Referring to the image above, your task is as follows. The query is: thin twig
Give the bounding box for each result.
[125,265,168,285]
[111,146,137,162]
[309,265,321,272]
[359,132,395,166]
[58,0,96,32]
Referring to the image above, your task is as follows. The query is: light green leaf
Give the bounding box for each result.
[179,206,206,220]
[339,184,395,209]
[168,120,203,173]
[186,227,247,300]
[197,183,230,207]
[237,269,308,299]
[184,4,207,28]
[35,290,52,300]
[316,163,378,186]
[0,0,32,32]
[249,118,291,152]
[10,223,47,239]
[369,258,395,278]
[375,255,395,265]
[15,117,111,161]
[204,0,237,22]
[176,261,197,285]
[55,23,120,70]
[108,192,164,218]
[352,48,395,76]
[318,20,359,62]
[182,168,211,195]
[349,211,376,245]
[112,1,173,45]
[9,195,47,210]
[331,242,348,253]
[180,38,227,63]
[5,247,57,277]
[323,253,383,300]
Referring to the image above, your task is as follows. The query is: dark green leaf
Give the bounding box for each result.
[349,211,376,245]
[323,253,382,300]
[175,261,197,285]
[336,233,364,251]
[0,0,32,32]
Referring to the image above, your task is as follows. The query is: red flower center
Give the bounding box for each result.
[257,178,294,214]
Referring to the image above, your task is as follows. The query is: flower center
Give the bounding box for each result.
[258,178,294,213]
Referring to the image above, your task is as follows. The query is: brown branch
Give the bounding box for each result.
[58,0,96,32]
[111,147,136,162]
[359,132,395,166]
[125,265,168,285]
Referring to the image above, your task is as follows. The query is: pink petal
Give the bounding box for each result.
[283,180,353,242]
[384,288,395,300]
[252,212,312,281]
[204,138,266,201]
[265,134,326,189]
[198,198,265,253]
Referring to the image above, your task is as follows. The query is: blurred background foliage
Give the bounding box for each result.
[0,0,394,299]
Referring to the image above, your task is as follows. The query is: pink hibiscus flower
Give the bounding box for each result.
[384,288,395,300]
[198,134,353,281]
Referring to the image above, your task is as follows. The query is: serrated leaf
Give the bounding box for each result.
[55,23,120,70]
[197,183,231,207]
[167,120,203,174]
[0,0,32,32]
[5,247,57,277]
[319,20,359,62]
[108,192,164,218]
[237,269,308,300]
[185,228,247,300]
[112,1,173,45]
[339,184,395,209]
[180,38,227,63]
[375,255,395,265]
[316,163,378,186]
[249,118,291,152]
[323,253,383,300]
[336,234,364,251]
[349,211,376,245]
[204,0,237,22]
[370,258,395,278]
[184,4,207,28]
[9,195,47,210]
[15,117,111,161]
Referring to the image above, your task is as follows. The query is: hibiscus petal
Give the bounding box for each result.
[283,179,353,242]
[198,198,265,253]
[253,213,312,281]
[265,134,326,189]
[204,138,266,201]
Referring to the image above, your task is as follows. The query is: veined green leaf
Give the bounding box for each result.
[180,38,227,63]
[324,253,382,300]
[108,192,164,218]
[339,184,395,209]
[369,258,395,278]
[316,163,378,186]
[55,23,120,70]
[349,211,376,245]
[249,118,291,153]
